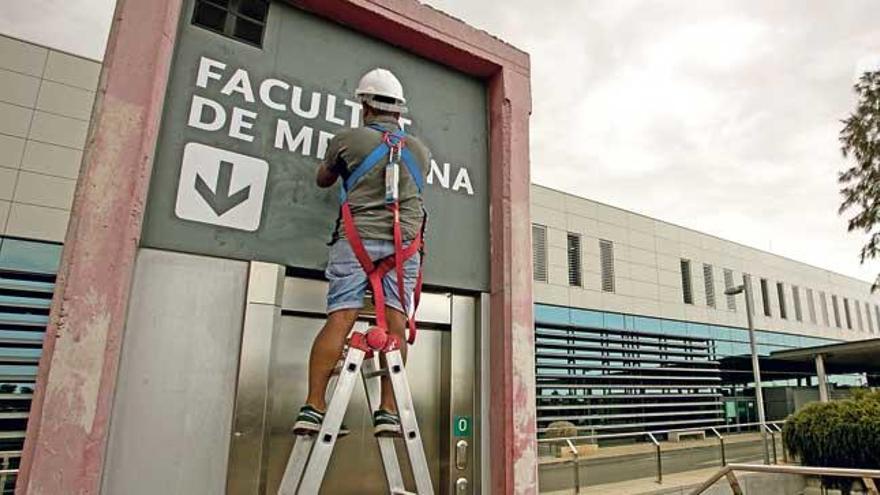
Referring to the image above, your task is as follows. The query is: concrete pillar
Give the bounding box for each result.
[17,0,185,493]
[815,354,829,402]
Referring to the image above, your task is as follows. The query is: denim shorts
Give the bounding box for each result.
[326,239,421,314]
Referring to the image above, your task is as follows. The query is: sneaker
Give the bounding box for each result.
[373,409,402,437]
[292,405,350,437]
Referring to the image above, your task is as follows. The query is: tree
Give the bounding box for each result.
[839,69,880,289]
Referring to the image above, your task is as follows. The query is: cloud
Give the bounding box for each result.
[428,0,880,282]
[1,0,879,282]
[0,0,115,59]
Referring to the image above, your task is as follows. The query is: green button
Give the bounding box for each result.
[453,415,471,437]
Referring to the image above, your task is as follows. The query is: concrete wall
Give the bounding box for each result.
[101,249,248,494]
[532,184,880,342]
[0,34,99,242]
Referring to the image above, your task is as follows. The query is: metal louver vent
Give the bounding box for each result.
[723,269,736,311]
[792,286,802,322]
[680,260,693,304]
[806,288,817,324]
[532,224,548,283]
[600,240,615,292]
[567,233,582,287]
[0,266,55,480]
[703,264,715,308]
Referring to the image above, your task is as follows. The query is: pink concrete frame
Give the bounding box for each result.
[17,0,536,494]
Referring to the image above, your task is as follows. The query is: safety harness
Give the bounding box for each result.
[338,123,426,348]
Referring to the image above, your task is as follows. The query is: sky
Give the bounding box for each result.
[1,0,879,282]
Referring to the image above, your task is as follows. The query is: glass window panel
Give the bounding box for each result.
[535,305,570,325]
[233,17,263,45]
[570,308,603,328]
[686,322,710,338]
[237,0,268,21]
[661,319,687,336]
[603,313,625,330]
[633,316,662,333]
[193,1,228,32]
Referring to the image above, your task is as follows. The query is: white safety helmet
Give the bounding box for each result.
[355,68,408,114]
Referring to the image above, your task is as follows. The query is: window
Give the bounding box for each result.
[843,298,853,330]
[867,302,874,334]
[723,269,736,311]
[680,260,694,304]
[600,240,615,292]
[806,288,817,324]
[855,301,864,332]
[776,282,787,319]
[875,305,880,334]
[874,304,880,333]
[566,233,582,287]
[820,292,830,326]
[760,278,772,317]
[744,273,756,312]
[703,264,715,308]
[192,0,269,47]
[832,295,841,328]
[532,224,548,283]
[792,286,803,322]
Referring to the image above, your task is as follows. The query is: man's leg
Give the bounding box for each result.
[379,306,408,412]
[305,308,360,411]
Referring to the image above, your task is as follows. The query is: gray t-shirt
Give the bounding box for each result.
[324,114,430,242]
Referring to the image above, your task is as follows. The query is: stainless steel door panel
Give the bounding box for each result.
[264,316,446,494]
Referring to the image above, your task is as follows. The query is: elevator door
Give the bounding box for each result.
[267,316,445,494]
[227,277,478,494]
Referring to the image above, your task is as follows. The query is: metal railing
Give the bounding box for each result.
[689,463,880,495]
[540,421,786,492]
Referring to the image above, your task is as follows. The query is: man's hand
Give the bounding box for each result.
[316,164,339,188]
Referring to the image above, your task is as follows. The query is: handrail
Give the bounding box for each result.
[646,432,662,484]
[540,421,788,494]
[689,463,880,495]
[709,427,725,466]
[564,439,581,494]
[538,420,781,443]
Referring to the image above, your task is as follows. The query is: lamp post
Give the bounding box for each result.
[725,275,771,465]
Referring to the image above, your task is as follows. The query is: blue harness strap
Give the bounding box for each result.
[338,125,424,202]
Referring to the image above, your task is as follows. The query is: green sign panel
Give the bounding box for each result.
[453,415,471,437]
[142,0,490,291]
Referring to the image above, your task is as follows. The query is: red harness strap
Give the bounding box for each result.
[339,133,424,344]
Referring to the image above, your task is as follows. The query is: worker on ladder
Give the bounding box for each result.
[293,68,431,439]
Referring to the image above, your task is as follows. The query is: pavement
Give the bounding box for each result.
[539,432,780,494]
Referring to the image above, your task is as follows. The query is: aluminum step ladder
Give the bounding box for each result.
[278,329,434,495]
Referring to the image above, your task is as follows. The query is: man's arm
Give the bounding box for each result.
[316,164,338,188]
[316,137,344,188]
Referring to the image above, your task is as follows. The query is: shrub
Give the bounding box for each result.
[782,389,880,470]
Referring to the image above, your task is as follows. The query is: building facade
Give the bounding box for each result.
[0,34,100,489]
[531,184,878,445]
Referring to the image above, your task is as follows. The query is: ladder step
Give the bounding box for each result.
[364,369,389,379]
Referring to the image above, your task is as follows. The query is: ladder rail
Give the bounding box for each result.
[386,349,435,495]
[277,334,434,495]
[297,347,366,494]
[362,355,408,492]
